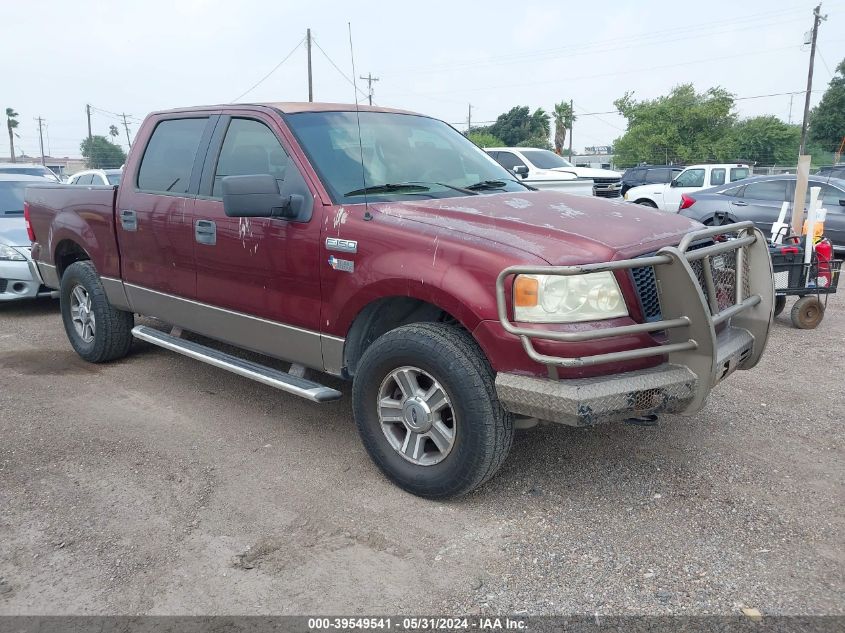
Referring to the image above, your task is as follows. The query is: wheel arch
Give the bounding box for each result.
[54,239,92,279]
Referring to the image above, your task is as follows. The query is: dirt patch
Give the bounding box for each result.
[0,349,99,375]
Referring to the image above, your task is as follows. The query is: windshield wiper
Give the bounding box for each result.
[344,183,430,197]
[465,179,510,191]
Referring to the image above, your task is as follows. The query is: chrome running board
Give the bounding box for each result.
[131,325,342,403]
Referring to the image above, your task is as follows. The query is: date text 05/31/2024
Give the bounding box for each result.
[307,617,528,630]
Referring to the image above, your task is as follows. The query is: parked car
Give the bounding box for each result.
[0,174,57,301]
[67,169,122,186]
[0,163,61,183]
[26,102,773,498]
[485,147,621,197]
[624,163,751,211]
[677,174,845,253]
[620,165,683,196]
[816,165,845,180]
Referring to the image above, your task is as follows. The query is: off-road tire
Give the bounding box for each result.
[790,296,824,330]
[352,323,514,499]
[774,295,787,317]
[60,261,134,362]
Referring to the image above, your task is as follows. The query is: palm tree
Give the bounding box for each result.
[553,101,576,155]
[6,108,19,163]
[109,124,120,143]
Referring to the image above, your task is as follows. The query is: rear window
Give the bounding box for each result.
[137,118,207,194]
[646,168,670,183]
[106,173,121,186]
[0,181,26,214]
[730,167,750,181]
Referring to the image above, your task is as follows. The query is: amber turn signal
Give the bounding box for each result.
[514,275,539,307]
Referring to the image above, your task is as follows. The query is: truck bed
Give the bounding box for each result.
[26,184,121,284]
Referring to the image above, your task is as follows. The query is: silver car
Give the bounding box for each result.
[0,174,58,301]
[677,174,845,254]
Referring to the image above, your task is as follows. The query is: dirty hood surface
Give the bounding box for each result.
[374,190,703,265]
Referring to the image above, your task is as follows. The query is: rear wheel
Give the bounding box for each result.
[352,323,513,499]
[774,295,787,316]
[60,261,134,362]
[790,296,824,329]
[634,199,657,208]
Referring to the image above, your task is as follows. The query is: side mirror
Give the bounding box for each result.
[669,179,679,188]
[222,174,300,219]
[839,199,845,207]
[513,165,529,178]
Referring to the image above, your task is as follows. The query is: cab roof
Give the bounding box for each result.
[150,102,422,117]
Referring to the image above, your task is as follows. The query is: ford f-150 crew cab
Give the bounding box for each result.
[25,103,775,498]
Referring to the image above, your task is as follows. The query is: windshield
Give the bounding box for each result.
[107,173,122,186]
[0,166,51,178]
[285,111,528,203]
[520,150,573,170]
[0,181,26,215]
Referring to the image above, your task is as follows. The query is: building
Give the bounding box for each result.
[571,146,617,170]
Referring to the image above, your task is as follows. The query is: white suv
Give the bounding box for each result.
[485,148,622,197]
[67,169,122,186]
[624,163,751,211]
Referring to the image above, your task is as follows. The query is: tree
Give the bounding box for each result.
[483,106,551,146]
[109,124,120,143]
[467,131,503,147]
[612,84,736,166]
[714,116,801,166]
[80,135,126,169]
[6,108,19,163]
[516,136,554,151]
[553,101,575,154]
[810,57,845,150]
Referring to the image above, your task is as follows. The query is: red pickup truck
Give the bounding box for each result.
[25,103,775,498]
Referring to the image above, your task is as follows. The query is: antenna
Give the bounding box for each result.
[348,22,369,212]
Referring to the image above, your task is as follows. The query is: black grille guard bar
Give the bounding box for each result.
[495,221,775,376]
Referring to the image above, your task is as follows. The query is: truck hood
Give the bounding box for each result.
[543,166,621,179]
[374,191,702,265]
[0,218,28,247]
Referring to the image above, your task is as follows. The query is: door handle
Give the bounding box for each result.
[120,209,137,231]
[733,201,748,207]
[194,219,216,245]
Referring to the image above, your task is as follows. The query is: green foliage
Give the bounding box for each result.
[713,116,800,165]
[516,136,553,151]
[467,131,504,147]
[480,106,551,146]
[810,58,845,149]
[80,135,126,169]
[612,84,736,167]
[553,101,575,154]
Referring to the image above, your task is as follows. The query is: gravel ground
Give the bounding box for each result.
[0,296,842,615]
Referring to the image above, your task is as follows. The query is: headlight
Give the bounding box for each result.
[0,244,26,262]
[513,271,627,323]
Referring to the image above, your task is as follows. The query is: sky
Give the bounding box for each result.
[2,0,844,160]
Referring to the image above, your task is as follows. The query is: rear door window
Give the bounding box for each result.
[137,117,208,194]
[710,168,726,186]
[743,180,788,201]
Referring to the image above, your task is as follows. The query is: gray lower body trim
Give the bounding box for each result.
[101,276,132,311]
[36,262,59,289]
[123,283,343,374]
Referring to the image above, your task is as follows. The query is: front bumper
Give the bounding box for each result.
[0,252,56,302]
[494,222,774,425]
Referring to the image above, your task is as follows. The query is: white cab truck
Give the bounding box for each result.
[485,148,622,197]
[624,163,751,211]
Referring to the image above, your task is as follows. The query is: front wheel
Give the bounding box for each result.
[634,199,658,208]
[352,323,514,499]
[60,261,134,362]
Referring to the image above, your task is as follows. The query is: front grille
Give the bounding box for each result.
[593,177,621,185]
[0,279,7,293]
[631,241,736,323]
[595,188,622,198]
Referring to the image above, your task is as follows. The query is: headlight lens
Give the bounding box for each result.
[0,244,26,262]
[514,271,627,323]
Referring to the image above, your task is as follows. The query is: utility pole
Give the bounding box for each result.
[359,73,379,106]
[306,28,313,102]
[466,103,472,135]
[35,117,46,165]
[121,113,132,148]
[788,93,794,124]
[85,104,93,144]
[567,99,573,158]
[799,3,826,155]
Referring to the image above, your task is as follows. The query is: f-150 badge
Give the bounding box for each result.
[328,256,354,273]
[326,237,357,253]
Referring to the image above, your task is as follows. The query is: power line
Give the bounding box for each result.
[232,37,305,102]
[311,36,370,101]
